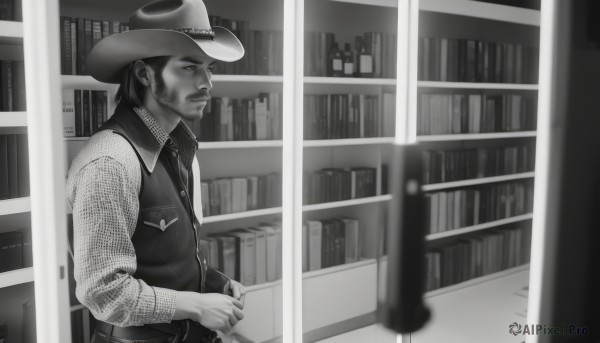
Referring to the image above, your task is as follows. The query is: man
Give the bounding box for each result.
[66,0,246,342]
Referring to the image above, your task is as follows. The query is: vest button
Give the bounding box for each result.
[180,190,185,197]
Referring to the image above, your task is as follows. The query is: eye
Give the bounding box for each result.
[183,65,197,71]
[207,63,217,72]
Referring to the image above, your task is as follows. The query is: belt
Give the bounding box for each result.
[93,320,221,343]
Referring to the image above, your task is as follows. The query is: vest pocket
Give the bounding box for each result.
[141,206,179,232]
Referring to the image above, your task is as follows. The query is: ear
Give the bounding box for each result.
[133,60,152,87]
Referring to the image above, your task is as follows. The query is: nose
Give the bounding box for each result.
[197,67,212,90]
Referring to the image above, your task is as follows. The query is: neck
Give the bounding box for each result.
[142,92,180,134]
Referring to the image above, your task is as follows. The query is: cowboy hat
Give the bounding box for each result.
[86,0,245,84]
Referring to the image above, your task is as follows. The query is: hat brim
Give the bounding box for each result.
[86,26,244,84]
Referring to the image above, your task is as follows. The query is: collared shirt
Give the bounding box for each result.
[66,106,199,327]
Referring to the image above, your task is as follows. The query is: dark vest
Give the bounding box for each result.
[99,105,202,292]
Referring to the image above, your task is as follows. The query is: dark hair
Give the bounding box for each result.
[114,56,170,107]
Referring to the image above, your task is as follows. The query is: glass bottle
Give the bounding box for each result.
[343,43,354,77]
[357,36,373,78]
[329,42,343,77]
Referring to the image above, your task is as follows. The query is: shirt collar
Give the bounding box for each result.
[127,106,198,173]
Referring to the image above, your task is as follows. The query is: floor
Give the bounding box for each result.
[315,324,400,343]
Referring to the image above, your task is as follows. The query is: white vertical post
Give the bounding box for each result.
[282,0,304,341]
[526,1,556,342]
[21,0,72,342]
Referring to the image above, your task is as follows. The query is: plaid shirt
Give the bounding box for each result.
[66,107,200,327]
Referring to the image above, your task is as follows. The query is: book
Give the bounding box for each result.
[62,89,76,137]
[245,227,267,285]
[341,218,359,263]
[254,224,277,282]
[16,134,29,197]
[306,220,322,271]
[0,135,8,199]
[6,134,18,198]
[0,231,23,272]
[228,229,256,286]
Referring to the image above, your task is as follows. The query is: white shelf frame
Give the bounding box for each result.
[0,197,31,215]
[425,263,530,298]
[418,81,539,90]
[419,0,540,26]
[426,213,533,241]
[0,267,34,288]
[422,171,535,191]
[61,74,283,87]
[417,131,537,141]
[304,76,396,86]
[303,137,394,147]
[197,140,283,149]
[327,0,542,27]
[0,111,27,127]
[0,20,24,40]
[202,207,282,224]
[302,194,392,212]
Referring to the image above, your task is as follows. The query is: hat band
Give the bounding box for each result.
[173,27,215,40]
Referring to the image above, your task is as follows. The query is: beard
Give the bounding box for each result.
[151,71,207,121]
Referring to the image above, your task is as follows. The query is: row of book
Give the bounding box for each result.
[209,15,283,76]
[0,134,29,200]
[417,93,537,135]
[305,31,397,78]
[425,223,532,291]
[189,93,282,142]
[0,0,19,21]
[303,167,377,205]
[418,37,539,83]
[423,144,536,184]
[303,93,395,140]
[62,89,109,137]
[59,16,130,76]
[0,60,26,112]
[425,180,534,234]
[302,217,361,272]
[201,223,282,286]
[200,173,282,217]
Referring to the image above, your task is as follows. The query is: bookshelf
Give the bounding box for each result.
[0,111,26,126]
[0,197,30,215]
[0,267,34,288]
[411,0,539,341]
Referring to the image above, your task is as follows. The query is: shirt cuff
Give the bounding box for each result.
[152,286,177,323]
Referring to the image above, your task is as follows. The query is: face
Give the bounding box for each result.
[147,54,216,121]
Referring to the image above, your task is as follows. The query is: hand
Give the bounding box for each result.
[228,279,246,306]
[173,291,244,333]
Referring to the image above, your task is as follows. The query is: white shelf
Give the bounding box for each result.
[302,259,376,280]
[197,140,283,149]
[417,131,537,141]
[419,0,540,26]
[304,76,396,86]
[64,137,90,141]
[202,207,282,224]
[303,137,394,147]
[327,0,398,8]
[303,195,392,212]
[422,171,535,191]
[0,20,24,43]
[212,75,283,83]
[426,213,533,241]
[0,267,34,288]
[0,197,31,216]
[70,304,86,312]
[0,111,27,127]
[61,74,282,87]
[418,81,538,90]
[425,263,530,298]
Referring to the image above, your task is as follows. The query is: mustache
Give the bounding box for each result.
[187,91,211,101]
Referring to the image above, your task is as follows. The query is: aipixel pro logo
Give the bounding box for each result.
[508,322,589,336]
[509,322,523,336]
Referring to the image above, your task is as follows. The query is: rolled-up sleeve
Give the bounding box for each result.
[69,155,176,327]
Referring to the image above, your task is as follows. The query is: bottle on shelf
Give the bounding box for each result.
[328,42,343,77]
[342,43,354,77]
[356,36,373,78]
